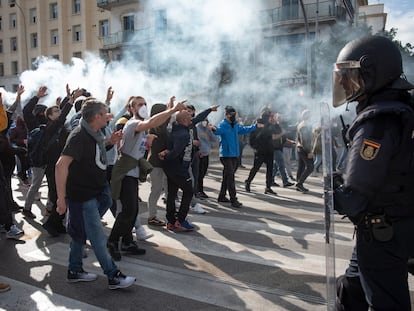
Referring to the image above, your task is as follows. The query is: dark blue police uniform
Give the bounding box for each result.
[335,93,414,310]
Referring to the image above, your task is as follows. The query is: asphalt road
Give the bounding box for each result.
[1,152,413,311]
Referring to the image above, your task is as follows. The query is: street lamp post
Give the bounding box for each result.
[10,0,29,71]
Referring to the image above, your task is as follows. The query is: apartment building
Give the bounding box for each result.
[0,0,110,91]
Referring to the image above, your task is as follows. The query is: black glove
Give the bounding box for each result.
[333,172,344,190]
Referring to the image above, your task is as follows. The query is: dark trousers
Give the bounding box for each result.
[2,153,16,209]
[191,154,200,194]
[296,147,314,185]
[44,163,65,228]
[238,142,247,167]
[219,157,238,201]
[165,173,193,224]
[106,165,117,217]
[246,152,273,189]
[108,176,138,245]
[14,147,30,180]
[0,161,13,229]
[197,155,209,193]
[357,217,414,310]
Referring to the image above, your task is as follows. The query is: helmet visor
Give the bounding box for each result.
[332,61,365,107]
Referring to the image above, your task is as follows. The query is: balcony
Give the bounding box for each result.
[101,28,152,48]
[97,0,140,10]
[260,1,348,29]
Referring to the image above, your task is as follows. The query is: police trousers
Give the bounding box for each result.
[357,216,414,310]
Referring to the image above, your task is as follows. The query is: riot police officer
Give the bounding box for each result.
[332,35,414,310]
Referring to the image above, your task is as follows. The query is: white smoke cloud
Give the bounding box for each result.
[13,0,349,126]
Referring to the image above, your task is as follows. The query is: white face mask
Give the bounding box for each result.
[201,121,208,127]
[138,105,149,119]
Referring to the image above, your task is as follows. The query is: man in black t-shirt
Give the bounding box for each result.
[55,99,135,290]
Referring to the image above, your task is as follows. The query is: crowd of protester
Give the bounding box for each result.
[0,84,346,291]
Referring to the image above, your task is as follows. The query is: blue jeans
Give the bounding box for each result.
[272,149,289,184]
[68,196,118,278]
[313,153,322,173]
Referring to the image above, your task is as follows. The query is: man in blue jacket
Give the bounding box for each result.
[212,106,260,208]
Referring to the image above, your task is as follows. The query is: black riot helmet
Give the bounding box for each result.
[332,35,414,107]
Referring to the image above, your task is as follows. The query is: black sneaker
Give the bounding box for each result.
[56,224,67,234]
[11,203,22,212]
[218,196,230,203]
[107,241,122,261]
[244,180,251,192]
[231,200,242,208]
[296,183,309,193]
[283,182,295,188]
[42,222,59,237]
[108,270,136,290]
[67,269,98,283]
[121,241,146,255]
[264,188,277,195]
[22,209,36,219]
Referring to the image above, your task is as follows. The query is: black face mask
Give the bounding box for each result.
[229,115,236,123]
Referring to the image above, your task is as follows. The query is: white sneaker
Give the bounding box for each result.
[136,226,154,241]
[191,203,206,214]
[6,225,24,240]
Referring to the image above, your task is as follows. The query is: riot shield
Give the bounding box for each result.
[320,101,336,310]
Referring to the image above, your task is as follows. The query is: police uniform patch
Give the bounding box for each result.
[360,139,381,160]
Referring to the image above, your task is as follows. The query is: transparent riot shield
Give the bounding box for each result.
[320,101,336,310]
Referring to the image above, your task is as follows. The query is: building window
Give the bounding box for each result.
[123,15,134,31]
[0,40,2,53]
[10,13,17,28]
[30,33,37,48]
[73,51,82,58]
[0,16,2,31]
[10,37,17,51]
[0,63,4,76]
[51,29,58,45]
[50,3,58,19]
[29,8,37,24]
[281,0,299,21]
[73,25,81,42]
[99,19,109,37]
[73,0,81,14]
[52,55,59,60]
[11,61,18,75]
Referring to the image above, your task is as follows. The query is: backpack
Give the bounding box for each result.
[27,125,48,167]
[27,125,61,167]
[249,129,260,150]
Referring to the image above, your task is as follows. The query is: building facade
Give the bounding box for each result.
[0,0,110,90]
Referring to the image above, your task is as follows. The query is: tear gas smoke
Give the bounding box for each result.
[3,0,412,129]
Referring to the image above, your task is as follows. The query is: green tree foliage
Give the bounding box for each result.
[380,28,414,57]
